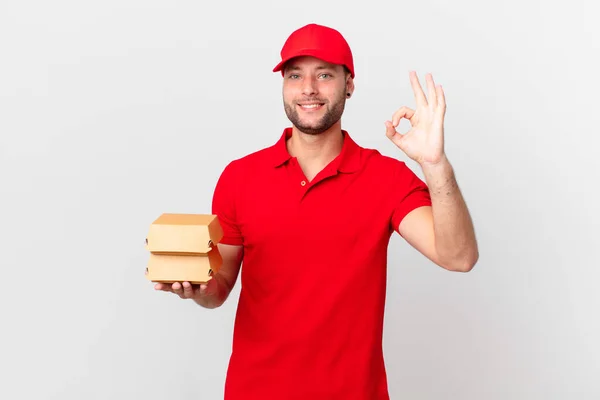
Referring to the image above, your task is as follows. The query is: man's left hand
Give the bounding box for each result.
[385,71,447,166]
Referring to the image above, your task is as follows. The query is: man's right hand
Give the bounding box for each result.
[151,243,243,309]
[154,277,220,308]
[154,280,208,298]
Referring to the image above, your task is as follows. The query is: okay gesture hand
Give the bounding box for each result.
[385,71,447,166]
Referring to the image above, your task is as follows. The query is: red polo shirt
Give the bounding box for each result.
[211,128,431,400]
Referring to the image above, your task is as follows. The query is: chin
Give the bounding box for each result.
[298,128,325,135]
[295,123,332,135]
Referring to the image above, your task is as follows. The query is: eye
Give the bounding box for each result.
[319,73,332,79]
[288,74,300,79]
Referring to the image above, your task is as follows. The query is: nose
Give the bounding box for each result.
[301,76,317,96]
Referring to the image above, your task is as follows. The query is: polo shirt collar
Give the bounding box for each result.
[271,127,360,173]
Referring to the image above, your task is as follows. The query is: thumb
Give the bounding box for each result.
[198,276,218,295]
[385,121,405,146]
[384,120,397,139]
[385,121,406,151]
[191,283,209,300]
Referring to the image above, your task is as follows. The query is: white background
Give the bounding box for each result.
[1,0,598,399]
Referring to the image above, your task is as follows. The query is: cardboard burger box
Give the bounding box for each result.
[145,213,224,284]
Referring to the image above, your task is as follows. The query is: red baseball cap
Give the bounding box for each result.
[272,23,355,78]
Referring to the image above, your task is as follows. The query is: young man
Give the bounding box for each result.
[155,23,478,400]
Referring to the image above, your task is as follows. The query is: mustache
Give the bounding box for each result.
[295,97,327,103]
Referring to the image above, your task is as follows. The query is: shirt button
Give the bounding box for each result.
[300,180,306,186]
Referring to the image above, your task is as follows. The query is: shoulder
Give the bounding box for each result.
[355,142,426,192]
[237,145,278,167]
[215,143,277,182]
[358,144,412,175]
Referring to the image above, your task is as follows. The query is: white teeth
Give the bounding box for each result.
[300,104,320,108]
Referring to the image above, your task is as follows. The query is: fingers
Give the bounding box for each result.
[172,281,183,296]
[391,106,415,127]
[174,281,193,299]
[154,281,208,300]
[410,71,444,111]
[386,106,415,140]
[409,71,428,107]
[425,73,437,108]
[154,282,173,292]
[182,282,195,298]
[436,84,446,117]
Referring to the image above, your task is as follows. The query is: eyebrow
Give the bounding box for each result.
[286,64,336,72]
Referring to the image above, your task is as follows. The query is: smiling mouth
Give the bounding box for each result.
[297,103,325,110]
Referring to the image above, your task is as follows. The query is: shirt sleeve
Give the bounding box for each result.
[211,160,244,246]
[390,161,432,236]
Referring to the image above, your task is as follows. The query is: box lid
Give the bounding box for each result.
[145,213,224,254]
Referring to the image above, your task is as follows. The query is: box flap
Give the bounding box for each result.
[145,244,222,284]
[146,213,224,254]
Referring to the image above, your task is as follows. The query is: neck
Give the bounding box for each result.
[286,122,344,169]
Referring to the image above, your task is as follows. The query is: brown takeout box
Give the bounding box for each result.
[145,213,224,284]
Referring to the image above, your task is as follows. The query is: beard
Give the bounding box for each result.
[284,93,346,135]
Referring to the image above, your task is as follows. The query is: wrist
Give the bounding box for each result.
[420,154,451,176]
[420,155,456,193]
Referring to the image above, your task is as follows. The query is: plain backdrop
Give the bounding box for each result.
[1,0,598,399]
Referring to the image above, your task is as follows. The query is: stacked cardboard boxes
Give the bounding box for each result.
[145,213,224,284]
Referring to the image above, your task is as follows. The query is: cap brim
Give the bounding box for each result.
[272,49,337,74]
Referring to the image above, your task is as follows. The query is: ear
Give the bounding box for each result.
[346,77,355,98]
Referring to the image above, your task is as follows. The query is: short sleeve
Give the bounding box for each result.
[211,161,244,246]
[390,161,432,235]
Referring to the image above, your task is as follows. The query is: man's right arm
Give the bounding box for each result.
[191,243,243,308]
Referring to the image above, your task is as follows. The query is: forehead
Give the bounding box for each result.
[284,56,342,71]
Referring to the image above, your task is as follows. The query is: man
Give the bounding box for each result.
[155,23,478,399]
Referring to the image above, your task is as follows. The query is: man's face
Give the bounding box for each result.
[282,56,352,135]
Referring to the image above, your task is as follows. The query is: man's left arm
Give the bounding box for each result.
[399,156,478,272]
[385,71,478,272]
